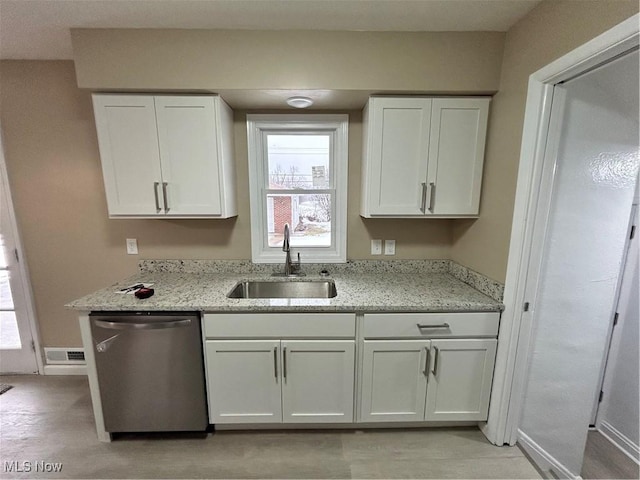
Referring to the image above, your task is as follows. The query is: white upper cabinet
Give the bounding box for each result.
[92,94,237,218]
[360,96,490,218]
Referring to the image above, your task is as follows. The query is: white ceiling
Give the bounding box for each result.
[0,0,541,60]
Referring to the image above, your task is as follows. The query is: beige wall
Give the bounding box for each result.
[0,61,451,348]
[451,0,639,282]
[72,29,504,94]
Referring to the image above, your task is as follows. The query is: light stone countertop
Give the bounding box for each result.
[65,269,503,313]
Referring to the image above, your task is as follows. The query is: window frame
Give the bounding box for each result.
[246,114,349,264]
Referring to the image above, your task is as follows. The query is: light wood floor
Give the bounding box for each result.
[0,375,541,479]
[582,430,640,479]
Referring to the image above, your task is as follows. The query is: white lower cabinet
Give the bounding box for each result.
[359,313,499,423]
[206,340,282,424]
[204,312,499,427]
[206,338,355,424]
[360,340,430,422]
[425,339,497,421]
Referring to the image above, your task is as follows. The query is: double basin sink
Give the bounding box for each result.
[227,280,337,299]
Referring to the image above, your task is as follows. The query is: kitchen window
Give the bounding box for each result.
[246,114,348,263]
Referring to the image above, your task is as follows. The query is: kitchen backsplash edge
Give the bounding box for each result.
[138,259,504,302]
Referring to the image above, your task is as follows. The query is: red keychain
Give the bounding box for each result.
[135,287,154,299]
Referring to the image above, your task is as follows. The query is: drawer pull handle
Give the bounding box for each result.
[416,323,450,329]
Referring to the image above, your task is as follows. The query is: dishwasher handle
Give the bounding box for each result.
[93,318,192,330]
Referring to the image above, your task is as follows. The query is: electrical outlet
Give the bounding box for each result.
[126,238,138,255]
[371,239,382,255]
[384,240,396,255]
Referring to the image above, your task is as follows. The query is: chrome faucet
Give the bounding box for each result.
[280,223,303,277]
[283,223,292,276]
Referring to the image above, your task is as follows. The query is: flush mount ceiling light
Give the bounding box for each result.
[286,96,314,108]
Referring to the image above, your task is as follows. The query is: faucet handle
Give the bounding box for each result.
[293,252,305,275]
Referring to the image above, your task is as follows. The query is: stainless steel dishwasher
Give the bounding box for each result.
[90,311,208,433]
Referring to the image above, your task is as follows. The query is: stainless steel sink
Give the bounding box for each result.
[227,280,337,299]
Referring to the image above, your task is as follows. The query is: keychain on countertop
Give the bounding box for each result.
[135,288,155,299]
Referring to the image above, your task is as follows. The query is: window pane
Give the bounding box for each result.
[0,234,8,268]
[267,135,330,189]
[0,311,21,349]
[0,270,14,310]
[267,193,331,247]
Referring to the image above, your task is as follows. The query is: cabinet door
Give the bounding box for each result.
[281,340,355,423]
[425,339,497,421]
[205,340,282,424]
[426,98,489,215]
[360,340,430,422]
[92,95,164,216]
[154,96,222,216]
[363,97,432,215]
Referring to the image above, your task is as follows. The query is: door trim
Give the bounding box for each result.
[484,14,640,447]
[0,128,43,374]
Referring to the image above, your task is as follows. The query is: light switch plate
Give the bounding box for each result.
[371,239,382,255]
[126,238,138,255]
[384,240,396,255]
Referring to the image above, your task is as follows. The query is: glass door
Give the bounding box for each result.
[0,136,38,374]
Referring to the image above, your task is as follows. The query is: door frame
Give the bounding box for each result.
[0,129,44,374]
[483,14,639,448]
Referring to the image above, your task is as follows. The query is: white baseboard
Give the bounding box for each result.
[517,429,581,479]
[598,421,640,465]
[216,421,478,431]
[43,364,87,375]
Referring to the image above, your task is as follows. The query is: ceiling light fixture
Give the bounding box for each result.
[286,96,314,108]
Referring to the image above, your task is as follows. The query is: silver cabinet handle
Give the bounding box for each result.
[417,323,450,329]
[428,182,436,213]
[162,182,169,213]
[273,347,278,380]
[420,182,428,213]
[283,347,287,381]
[94,319,191,330]
[153,182,162,213]
[432,346,440,376]
[422,346,430,377]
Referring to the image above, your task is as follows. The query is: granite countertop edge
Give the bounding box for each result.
[65,271,504,314]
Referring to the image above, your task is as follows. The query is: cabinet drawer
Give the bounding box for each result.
[362,312,499,338]
[204,313,356,338]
